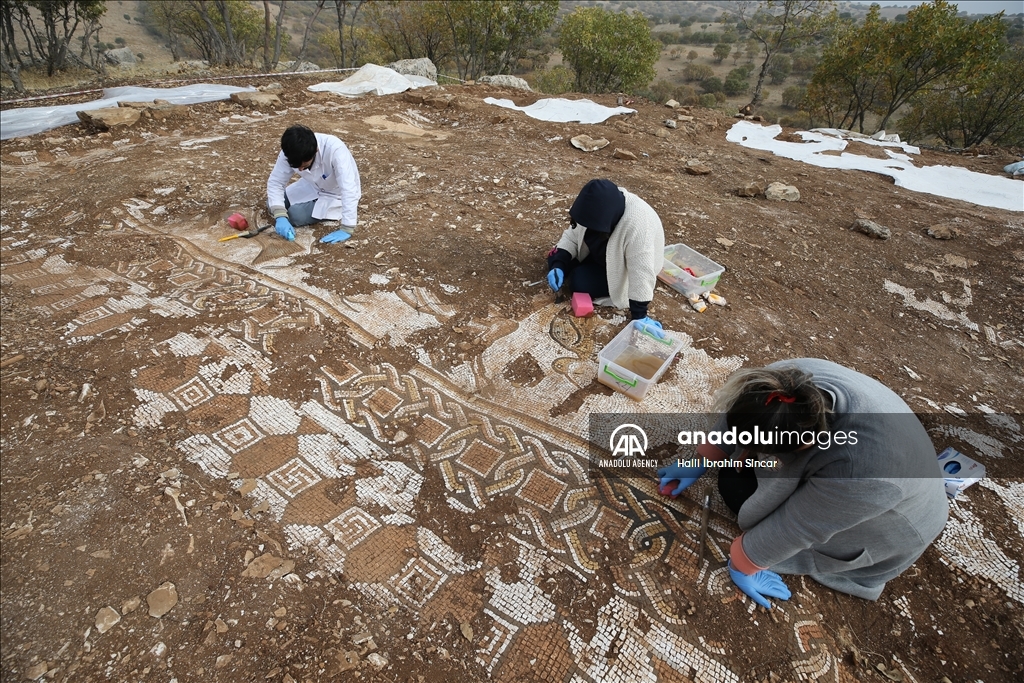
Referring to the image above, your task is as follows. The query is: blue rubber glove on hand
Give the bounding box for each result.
[320,229,351,244]
[728,560,792,610]
[657,462,707,497]
[633,316,666,339]
[275,216,295,241]
[547,268,564,291]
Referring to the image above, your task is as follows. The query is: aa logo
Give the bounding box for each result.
[609,424,648,458]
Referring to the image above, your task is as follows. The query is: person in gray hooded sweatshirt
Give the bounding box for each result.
[546,179,665,334]
[658,359,949,605]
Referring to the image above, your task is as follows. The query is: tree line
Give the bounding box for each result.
[1,1,1020,149]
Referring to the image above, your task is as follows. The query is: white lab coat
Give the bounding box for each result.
[266,132,361,225]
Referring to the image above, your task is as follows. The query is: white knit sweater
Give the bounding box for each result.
[555,186,665,309]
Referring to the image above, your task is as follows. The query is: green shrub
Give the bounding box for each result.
[698,93,717,107]
[530,65,575,95]
[683,63,713,82]
[701,76,723,93]
[724,67,749,96]
[782,85,806,109]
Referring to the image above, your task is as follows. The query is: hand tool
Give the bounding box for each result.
[219,225,271,242]
[697,493,710,565]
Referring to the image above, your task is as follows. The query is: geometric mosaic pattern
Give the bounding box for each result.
[2,191,1020,683]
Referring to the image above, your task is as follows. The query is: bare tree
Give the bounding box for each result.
[294,0,326,65]
[737,0,835,109]
[331,0,364,69]
[0,0,106,77]
[261,0,287,72]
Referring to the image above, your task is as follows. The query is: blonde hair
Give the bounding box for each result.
[713,366,832,446]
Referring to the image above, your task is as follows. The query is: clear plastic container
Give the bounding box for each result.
[658,243,725,297]
[597,324,684,401]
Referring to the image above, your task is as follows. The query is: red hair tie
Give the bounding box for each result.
[766,392,796,405]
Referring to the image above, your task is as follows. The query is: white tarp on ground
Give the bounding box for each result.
[0,84,256,141]
[484,97,635,124]
[308,63,435,97]
[727,120,1023,212]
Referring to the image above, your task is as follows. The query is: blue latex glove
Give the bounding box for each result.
[633,316,666,339]
[657,462,707,497]
[320,228,351,244]
[728,560,792,610]
[547,268,564,291]
[275,216,295,241]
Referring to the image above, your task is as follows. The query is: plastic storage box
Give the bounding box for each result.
[597,324,684,401]
[658,244,725,297]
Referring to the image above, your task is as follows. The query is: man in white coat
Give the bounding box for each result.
[267,124,361,243]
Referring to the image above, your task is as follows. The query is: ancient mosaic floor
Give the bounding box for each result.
[2,186,1022,683]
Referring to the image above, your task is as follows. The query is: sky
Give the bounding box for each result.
[858,1,1024,13]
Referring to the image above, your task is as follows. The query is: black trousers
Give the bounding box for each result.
[718,465,758,515]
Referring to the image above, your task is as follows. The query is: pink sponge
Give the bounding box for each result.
[571,292,594,317]
[227,213,249,231]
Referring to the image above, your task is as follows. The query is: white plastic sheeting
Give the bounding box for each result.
[0,84,256,141]
[307,63,435,97]
[726,121,1023,213]
[484,97,635,124]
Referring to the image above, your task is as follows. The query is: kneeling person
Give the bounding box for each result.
[547,179,665,335]
[659,359,949,605]
[267,124,361,243]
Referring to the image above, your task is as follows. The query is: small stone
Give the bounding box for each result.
[684,159,712,175]
[242,553,284,578]
[274,607,287,618]
[24,662,49,680]
[230,91,281,108]
[737,182,763,197]
[965,599,975,608]
[366,653,388,670]
[613,148,638,161]
[665,99,680,108]
[765,182,800,201]
[851,218,891,240]
[147,582,178,618]
[460,621,474,642]
[95,606,121,634]
[663,119,677,129]
[570,134,609,152]
[215,654,233,669]
[926,223,958,240]
[216,618,229,633]
[121,595,141,615]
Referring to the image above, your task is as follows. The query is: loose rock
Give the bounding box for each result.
[147,582,178,618]
[737,182,763,197]
[765,182,800,201]
[230,92,281,108]
[927,223,958,240]
[613,148,638,161]
[851,218,891,240]
[570,135,609,152]
[95,606,121,634]
[684,159,712,175]
[76,107,140,132]
[241,552,284,578]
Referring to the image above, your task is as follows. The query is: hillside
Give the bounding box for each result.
[1,71,1022,682]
